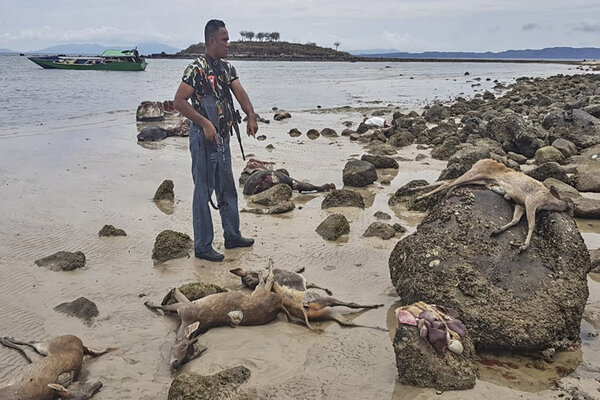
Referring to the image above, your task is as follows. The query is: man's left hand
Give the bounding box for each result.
[247,116,258,137]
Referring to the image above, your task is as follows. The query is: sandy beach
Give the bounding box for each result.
[1,93,600,398]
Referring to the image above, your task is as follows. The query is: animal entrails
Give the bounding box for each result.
[410,158,575,252]
[0,335,115,400]
[231,260,385,330]
[145,264,286,369]
[243,170,336,195]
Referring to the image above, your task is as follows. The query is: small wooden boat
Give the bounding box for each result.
[28,49,147,71]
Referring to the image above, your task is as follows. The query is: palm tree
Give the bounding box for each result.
[334,41,341,51]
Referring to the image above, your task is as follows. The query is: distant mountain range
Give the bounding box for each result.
[22,42,181,55]
[0,48,17,54]
[356,47,600,60]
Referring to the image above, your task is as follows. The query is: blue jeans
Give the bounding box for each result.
[189,123,241,254]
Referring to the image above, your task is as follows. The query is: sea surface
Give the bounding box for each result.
[0,55,580,132]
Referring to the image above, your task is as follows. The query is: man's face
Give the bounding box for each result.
[209,27,229,58]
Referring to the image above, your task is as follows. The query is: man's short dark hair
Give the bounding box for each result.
[205,19,226,43]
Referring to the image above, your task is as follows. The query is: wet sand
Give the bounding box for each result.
[0,109,599,399]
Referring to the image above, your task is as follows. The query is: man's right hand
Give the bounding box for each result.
[201,121,219,142]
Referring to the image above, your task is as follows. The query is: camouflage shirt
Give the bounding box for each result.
[182,56,238,135]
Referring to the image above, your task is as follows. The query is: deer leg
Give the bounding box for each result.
[519,202,538,253]
[307,307,387,331]
[491,204,525,236]
[144,300,181,314]
[306,283,333,296]
[264,260,275,292]
[0,336,49,358]
[309,297,384,310]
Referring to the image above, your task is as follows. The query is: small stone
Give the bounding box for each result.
[98,224,127,237]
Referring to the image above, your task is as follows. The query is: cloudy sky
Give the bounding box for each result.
[1,0,599,52]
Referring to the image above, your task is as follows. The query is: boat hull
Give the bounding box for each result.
[28,57,147,71]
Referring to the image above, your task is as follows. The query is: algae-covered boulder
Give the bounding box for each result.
[306,129,320,140]
[163,282,227,304]
[394,323,477,391]
[320,128,338,137]
[152,230,193,262]
[321,189,364,209]
[485,113,547,157]
[591,249,600,273]
[154,179,175,201]
[342,160,377,187]
[288,128,302,137]
[137,126,168,142]
[389,187,590,352]
[241,201,295,215]
[168,366,250,400]
[250,184,292,206]
[98,224,127,237]
[437,147,491,181]
[526,162,573,184]
[535,146,565,165]
[35,251,86,271]
[360,154,399,169]
[363,222,397,240]
[54,297,98,325]
[316,213,350,241]
[388,180,441,212]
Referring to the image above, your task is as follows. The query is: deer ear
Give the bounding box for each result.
[229,268,245,277]
[48,383,69,397]
[184,321,200,339]
[549,186,560,199]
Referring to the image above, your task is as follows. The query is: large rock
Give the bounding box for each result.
[574,173,600,192]
[320,128,338,137]
[360,154,399,169]
[152,230,193,262]
[362,222,397,240]
[526,162,573,184]
[423,104,450,123]
[544,109,600,150]
[485,113,547,157]
[389,187,589,352]
[154,179,175,201]
[136,101,165,121]
[552,138,578,158]
[394,324,477,391]
[163,282,227,304]
[342,160,377,187]
[388,180,441,212]
[321,189,365,209]
[250,184,292,206]
[54,297,98,325]
[316,213,350,240]
[535,146,565,165]
[98,224,126,237]
[168,366,250,400]
[273,111,291,121]
[35,251,86,271]
[438,147,491,181]
[542,178,600,218]
[591,249,600,273]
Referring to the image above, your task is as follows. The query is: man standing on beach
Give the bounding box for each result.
[174,19,258,262]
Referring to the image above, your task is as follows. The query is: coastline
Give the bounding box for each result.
[0,64,599,398]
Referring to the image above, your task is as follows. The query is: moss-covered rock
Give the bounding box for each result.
[535,146,565,165]
[98,224,127,237]
[167,366,251,400]
[316,213,350,240]
[35,251,86,271]
[321,189,364,209]
[154,179,175,201]
[152,230,193,262]
[362,222,396,240]
[54,297,98,325]
[163,282,227,304]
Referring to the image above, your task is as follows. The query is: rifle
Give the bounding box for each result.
[231,109,245,161]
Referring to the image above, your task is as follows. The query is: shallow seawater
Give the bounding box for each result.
[0,59,599,399]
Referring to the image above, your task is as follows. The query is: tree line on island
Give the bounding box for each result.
[238,30,341,51]
[239,31,280,42]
